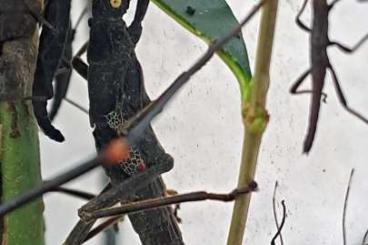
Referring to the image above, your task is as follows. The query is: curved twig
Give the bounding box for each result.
[272,181,284,245]
[271,200,286,245]
[343,168,355,245]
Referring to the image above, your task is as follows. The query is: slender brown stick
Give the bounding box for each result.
[89,182,257,220]
[271,200,286,245]
[343,168,355,245]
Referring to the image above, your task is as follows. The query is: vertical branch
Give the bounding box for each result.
[0,0,44,243]
[226,1,279,244]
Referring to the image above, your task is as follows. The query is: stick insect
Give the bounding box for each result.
[66,0,185,243]
[0,1,265,243]
[291,0,368,153]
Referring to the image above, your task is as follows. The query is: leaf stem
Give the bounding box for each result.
[226,1,278,244]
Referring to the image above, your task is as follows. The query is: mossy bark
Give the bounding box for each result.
[0,6,45,244]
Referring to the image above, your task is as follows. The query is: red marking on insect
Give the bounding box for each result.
[137,161,146,172]
[103,138,130,165]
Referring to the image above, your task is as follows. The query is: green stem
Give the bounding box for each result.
[0,102,44,245]
[0,15,45,245]
[226,1,278,244]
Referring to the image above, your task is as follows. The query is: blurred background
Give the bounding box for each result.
[41,1,368,244]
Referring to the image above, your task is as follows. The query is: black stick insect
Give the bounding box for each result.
[68,0,186,244]
[0,1,265,243]
[291,0,368,153]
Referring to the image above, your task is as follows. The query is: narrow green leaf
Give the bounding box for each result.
[151,0,252,102]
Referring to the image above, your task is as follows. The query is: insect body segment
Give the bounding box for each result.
[105,109,146,176]
[80,0,184,243]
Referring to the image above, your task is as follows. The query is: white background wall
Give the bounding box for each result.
[41,1,368,244]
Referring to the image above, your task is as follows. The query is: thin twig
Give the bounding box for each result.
[83,216,123,243]
[90,182,258,219]
[271,200,286,245]
[64,97,89,115]
[0,2,264,217]
[272,181,284,245]
[75,41,89,58]
[343,168,355,245]
[0,157,101,216]
[51,187,96,200]
[74,4,89,30]
[23,96,89,115]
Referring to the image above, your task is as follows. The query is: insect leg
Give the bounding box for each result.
[295,0,311,32]
[64,184,114,244]
[64,159,173,244]
[290,68,328,102]
[329,33,368,54]
[64,220,96,245]
[50,4,90,120]
[23,0,56,32]
[80,157,173,215]
[328,64,368,124]
[290,68,311,94]
[128,0,149,44]
[49,25,73,120]
[72,41,89,80]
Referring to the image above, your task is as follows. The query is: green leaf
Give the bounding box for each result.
[151,0,252,102]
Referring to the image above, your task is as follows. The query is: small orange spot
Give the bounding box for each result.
[103,138,130,165]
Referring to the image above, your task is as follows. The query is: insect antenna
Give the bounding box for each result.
[328,65,368,124]
[64,97,89,115]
